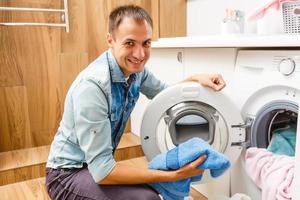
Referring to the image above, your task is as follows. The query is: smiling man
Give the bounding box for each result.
[46,5,225,200]
[107,16,152,77]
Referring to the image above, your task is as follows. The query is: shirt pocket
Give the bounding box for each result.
[110,110,118,122]
[126,95,139,112]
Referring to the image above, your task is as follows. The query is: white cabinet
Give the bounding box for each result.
[131,48,184,136]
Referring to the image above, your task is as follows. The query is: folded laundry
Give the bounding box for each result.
[245,147,294,200]
[267,125,296,156]
[148,137,231,200]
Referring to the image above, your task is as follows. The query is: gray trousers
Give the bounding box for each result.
[46,166,161,200]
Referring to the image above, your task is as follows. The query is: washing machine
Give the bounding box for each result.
[138,50,300,199]
[229,50,300,200]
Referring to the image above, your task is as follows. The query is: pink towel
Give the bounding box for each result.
[245,147,294,200]
[248,0,298,20]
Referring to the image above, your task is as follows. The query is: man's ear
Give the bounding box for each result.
[107,33,113,47]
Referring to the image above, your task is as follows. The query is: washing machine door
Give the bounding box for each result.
[140,82,246,182]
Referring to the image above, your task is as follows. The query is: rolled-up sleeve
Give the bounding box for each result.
[72,79,116,182]
[140,68,168,99]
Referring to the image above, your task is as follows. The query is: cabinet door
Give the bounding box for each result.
[146,49,184,83]
[131,48,184,136]
[159,0,186,37]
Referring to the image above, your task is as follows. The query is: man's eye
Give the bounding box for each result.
[125,41,134,47]
[143,41,151,48]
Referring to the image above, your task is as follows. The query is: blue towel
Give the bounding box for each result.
[148,137,231,200]
[267,125,296,156]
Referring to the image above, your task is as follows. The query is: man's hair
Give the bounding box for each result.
[109,5,153,35]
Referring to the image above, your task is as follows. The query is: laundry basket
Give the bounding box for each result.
[282,1,300,34]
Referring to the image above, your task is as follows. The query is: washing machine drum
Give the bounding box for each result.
[140,82,246,175]
[165,101,218,146]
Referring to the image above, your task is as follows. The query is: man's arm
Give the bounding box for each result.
[73,79,117,182]
[181,73,226,91]
[99,154,206,184]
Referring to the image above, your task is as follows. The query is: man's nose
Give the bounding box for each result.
[132,45,145,59]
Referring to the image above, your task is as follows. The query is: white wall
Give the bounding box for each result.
[187,0,263,35]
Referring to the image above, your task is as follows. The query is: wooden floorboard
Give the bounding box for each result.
[0,145,50,171]
[0,178,50,200]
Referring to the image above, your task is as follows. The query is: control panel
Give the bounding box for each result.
[235,50,300,76]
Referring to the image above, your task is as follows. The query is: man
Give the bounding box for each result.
[46,5,226,200]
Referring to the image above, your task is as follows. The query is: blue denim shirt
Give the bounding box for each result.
[46,49,167,182]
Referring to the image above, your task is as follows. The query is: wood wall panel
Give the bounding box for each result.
[59,52,88,104]
[31,129,56,148]
[13,27,62,143]
[159,0,186,37]
[0,87,32,152]
[0,1,24,87]
[9,3,62,141]
[0,1,62,8]
[0,49,24,87]
[0,0,62,151]
[0,1,62,23]
[85,0,109,62]
[61,0,88,53]
[150,0,159,40]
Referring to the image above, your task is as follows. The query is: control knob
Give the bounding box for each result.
[278,58,296,76]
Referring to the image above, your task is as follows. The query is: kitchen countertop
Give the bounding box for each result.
[151,34,300,48]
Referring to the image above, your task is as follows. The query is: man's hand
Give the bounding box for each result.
[170,154,207,181]
[183,74,226,91]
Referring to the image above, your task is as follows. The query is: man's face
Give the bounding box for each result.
[107,17,152,77]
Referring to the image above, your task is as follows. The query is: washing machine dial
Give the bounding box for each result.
[278,58,296,76]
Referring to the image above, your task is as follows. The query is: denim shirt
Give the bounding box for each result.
[46,49,167,182]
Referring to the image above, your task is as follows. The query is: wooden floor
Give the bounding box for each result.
[0,178,50,200]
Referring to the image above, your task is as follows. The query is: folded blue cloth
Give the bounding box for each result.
[148,137,231,200]
[267,125,296,156]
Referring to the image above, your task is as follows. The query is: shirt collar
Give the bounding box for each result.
[107,49,136,83]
